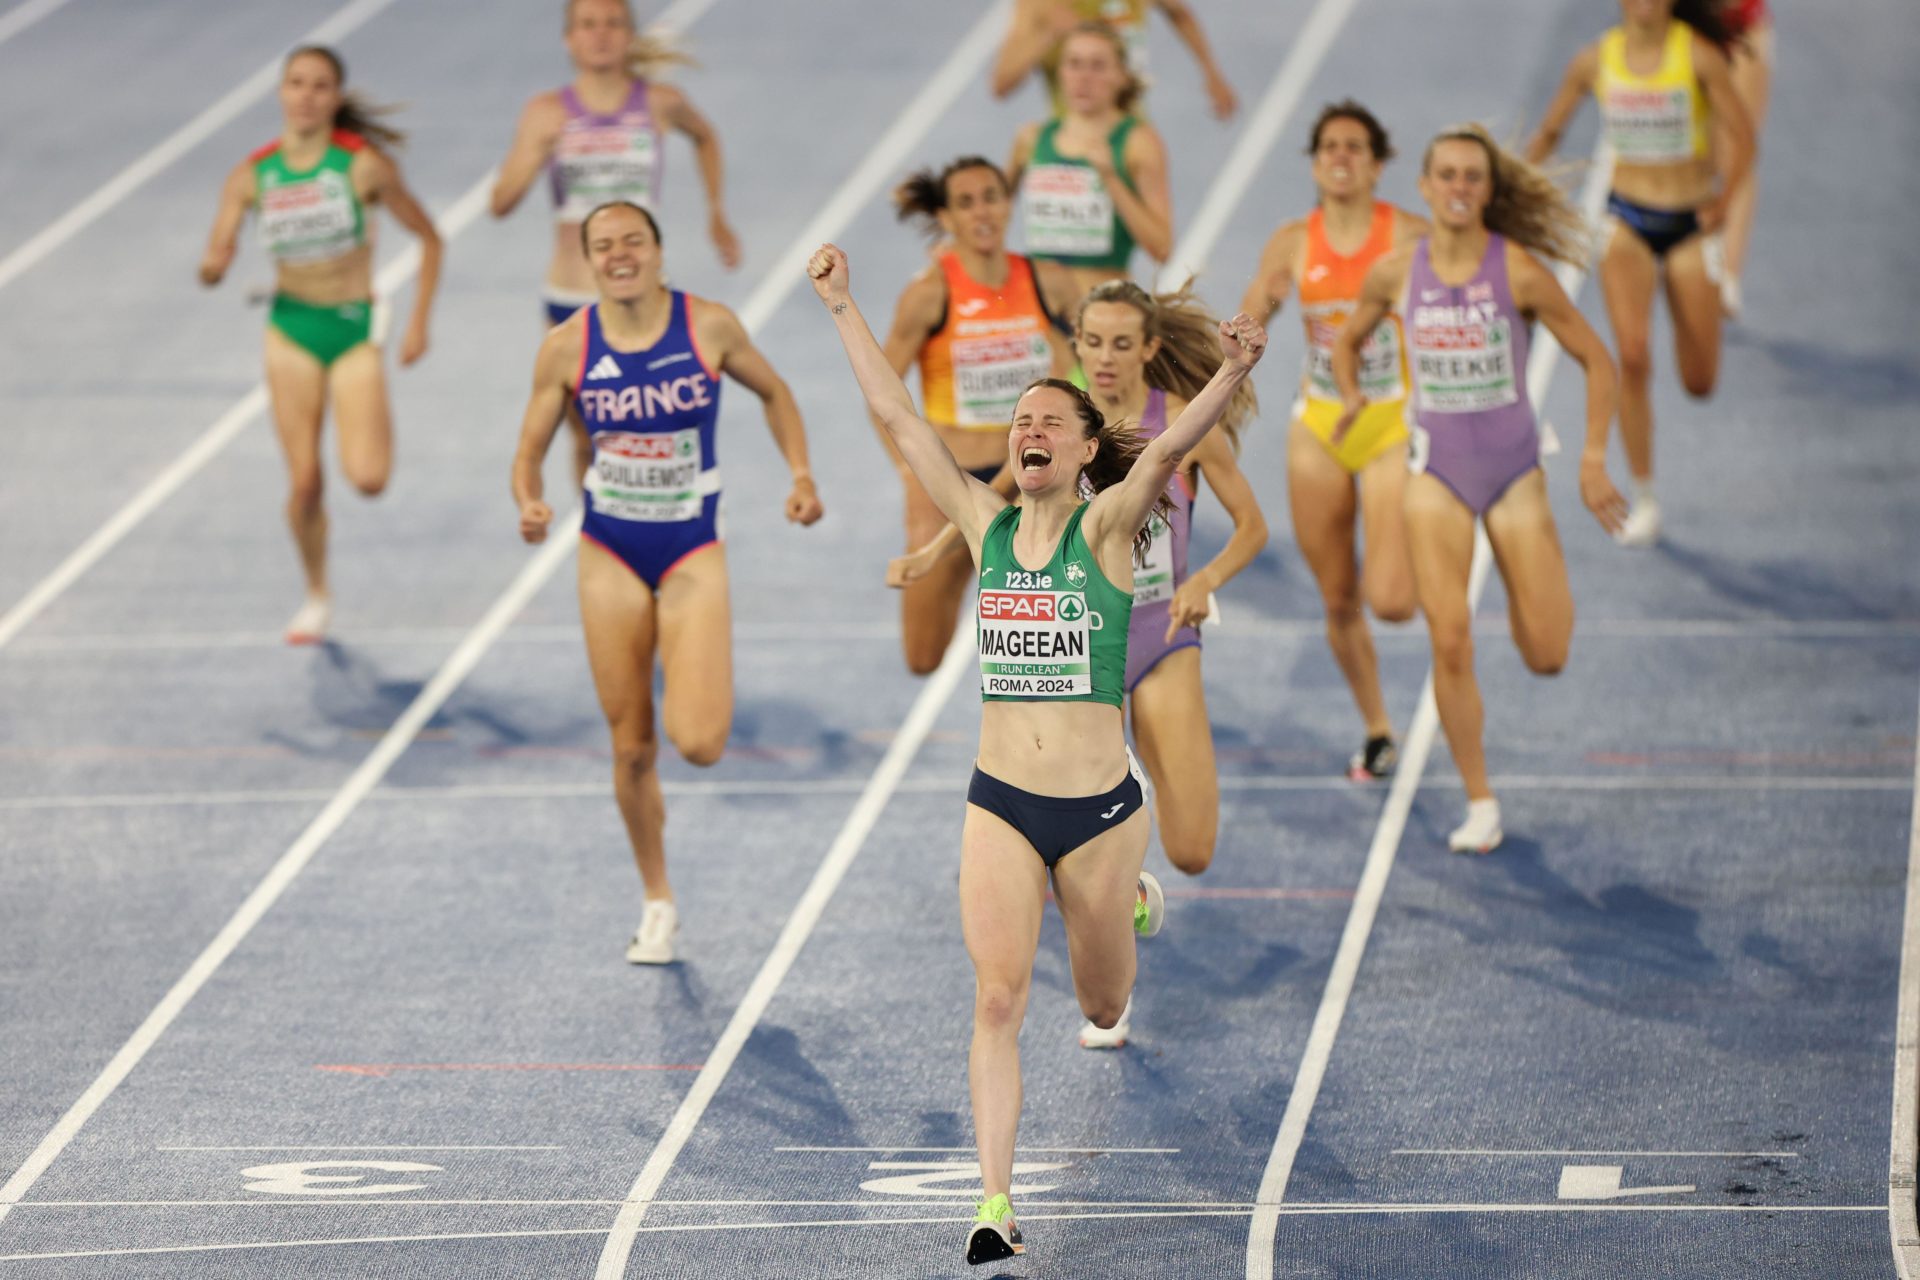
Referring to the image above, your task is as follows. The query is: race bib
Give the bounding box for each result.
[1304,306,1404,402]
[1132,515,1175,606]
[588,429,703,522]
[259,171,359,265]
[953,331,1054,427]
[978,588,1093,697]
[1412,312,1519,414]
[1023,163,1114,258]
[1603,86,1695,165]
[556,126,658,219]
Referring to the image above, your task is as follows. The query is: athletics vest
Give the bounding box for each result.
[1596,20,1711,166]
[1298,201,1407,405]
[919,252,1056,429]
[978,503,1131,707]
[250,130,368,266]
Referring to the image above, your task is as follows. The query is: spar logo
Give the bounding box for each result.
[1064,561,1087,589]
[597,432,695,461]
[980,592,1057,622]
[1057,595,1086,622]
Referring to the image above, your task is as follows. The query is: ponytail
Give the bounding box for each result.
[1075,280,1258,454]
[1674,0,1738,52]
[287,46,405,150]
[892,155,1008,237]
[1423,123,1592,267]
[1022,376,1171,563]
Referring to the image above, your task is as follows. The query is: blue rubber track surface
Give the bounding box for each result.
[1,0,1916,1275]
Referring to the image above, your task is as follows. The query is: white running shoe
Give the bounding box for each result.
[1079,995,1133,1050]
[1615,494,1662,549]
[1447,799,1504,855]
[1720,272,1743,320]
[625,899,679,964]
[284,595,331,645]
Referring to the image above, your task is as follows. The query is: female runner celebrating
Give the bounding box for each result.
[1241,100,1426,781]
[198,45,442,644]
[880,156,1080,675]
[512,202,821,965]
[892,280,1264,900]
[990,0,1239,121]
[1008,22,1172,296]
[1332,125,1626,855]
[1526,0,1752,547]
[491,0,739,318]
[810,240,1264,1263]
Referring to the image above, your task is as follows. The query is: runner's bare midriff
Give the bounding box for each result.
[978,701,1129,796]
[1609,155,1716,211]
[276,242,375,306]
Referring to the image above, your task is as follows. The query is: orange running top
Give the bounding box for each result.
[1297,200,1406,404]
[919,252,1057,430]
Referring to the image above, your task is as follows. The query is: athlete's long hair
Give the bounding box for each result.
[1305,99,1395,162]
[1423,124,1591,267]
[564,0,695,77]
[1074,281,1257,455]
[287,46,404,149]
[1059,22,1142,115]
[1671,0,1738,51]
[1016,377,1171,563]
[892,156,1009,237]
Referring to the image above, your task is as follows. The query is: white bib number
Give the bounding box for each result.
[1022,164,1114,258]
[259,171,359,265]
[1132,515,1175,606]
[1413,316,1518,413]
[978,589,1092,697]
[557,127,658,220]
[589,429,704,522]
[953,332,1054,427]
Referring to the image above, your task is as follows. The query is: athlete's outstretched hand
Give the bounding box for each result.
[711,211,743,271]
[808,244,850,306]
[519,498,553,544]
[399,315,430,367]
[1580,452,1629,537]
[1166,578,1211,643]
[887,540,942,589]
[1218,313,1267,370]
[786,476,824,526]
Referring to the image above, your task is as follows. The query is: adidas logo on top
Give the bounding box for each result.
[586,354,623,380]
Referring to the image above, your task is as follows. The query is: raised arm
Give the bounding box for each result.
[1239,219,1303,324]
[510,319,585,544]
[990,0,1075,99]
[1153,0,1238,119]
[694,298,822,524]
[1085,314,1265,550]
[362,148,442,366]
[198,159,254,287]
[1329,248,1405,437]
[656,85,741,269]
[1508,244,1626,534]
[809,244,1004,544]
[490,94,563,219]
[1526,44,1598,164]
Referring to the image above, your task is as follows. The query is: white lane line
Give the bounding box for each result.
[5,771,1904,815]
[1244,147,1617,1280]
[0,1202,1885,1262]
[0,525,580,1228]
[0,0,726,653]
[773,1146,1179,1154]
[0,0,400,294]
[1891,673,1920,1277]
[1393,1149,1801,1159]
[0,174,494,652]
[0,0,75,48]
[156,1145,563,1153]
[1153,0,1360,290]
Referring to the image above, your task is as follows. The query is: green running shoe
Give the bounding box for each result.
[1134,871,1165,938]
[966,1192,1025,1265]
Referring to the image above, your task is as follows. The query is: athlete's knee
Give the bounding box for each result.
[610,733,660,782]
[1165,833,1216,877]
[1079,988,1129,1030]
[1428,620,1475,675]
[1617,338,1653,385]
[1520,630,1570,677]
[347,468,388,499]
[1679,361,1718,400]
[903,635,947,677]
[669,722,728,769]
[974,978,1029,1033]
[1319,580,1363,625]
[286,469,324,514]
[1367,580,1417,625]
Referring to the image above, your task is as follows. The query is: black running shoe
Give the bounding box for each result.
[1348,735,1397,781]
